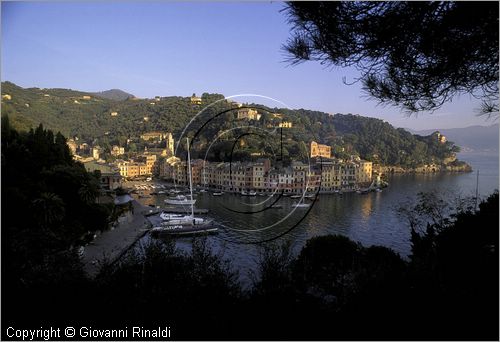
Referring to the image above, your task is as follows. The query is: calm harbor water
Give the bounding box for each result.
[135,152,498,281]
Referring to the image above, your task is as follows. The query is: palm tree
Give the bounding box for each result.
[32,192,66,228]
[78,183,99,204]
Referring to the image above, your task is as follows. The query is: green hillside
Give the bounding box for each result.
[1,81,461,167]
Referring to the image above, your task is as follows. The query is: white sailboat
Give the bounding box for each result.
[164,194,196,205]
[152,138,217,236]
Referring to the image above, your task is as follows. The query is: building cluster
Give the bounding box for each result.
[66,131,177,187]
[159,157,373,193]
[115,131,175,178]
[66,139,104,163]
[66,124,373,194]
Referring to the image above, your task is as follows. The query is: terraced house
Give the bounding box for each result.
[160,157,372,193]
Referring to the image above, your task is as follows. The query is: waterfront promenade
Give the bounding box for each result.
[81,200,152,277]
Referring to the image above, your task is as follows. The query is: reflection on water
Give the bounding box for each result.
[136,152,498,280]
[359,195,373,222]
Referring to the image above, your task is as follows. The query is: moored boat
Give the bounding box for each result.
[153,138,214,236]
[164,194,196,205]
[151,221,218,236]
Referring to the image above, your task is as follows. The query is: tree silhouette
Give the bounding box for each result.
[32,192,65,228]
[282,2,499,115]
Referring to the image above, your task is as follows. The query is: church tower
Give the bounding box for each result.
[166,133,174,156]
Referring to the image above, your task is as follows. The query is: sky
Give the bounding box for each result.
[1,1,496,130]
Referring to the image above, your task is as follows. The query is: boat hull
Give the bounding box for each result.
[164,199,196,205]
[151,223,217,236]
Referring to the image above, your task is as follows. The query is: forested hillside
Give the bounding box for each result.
[1,81,461,167]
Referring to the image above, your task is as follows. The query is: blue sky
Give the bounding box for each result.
[1,1,495,130]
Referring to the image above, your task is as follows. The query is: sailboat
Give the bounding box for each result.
[152,138,217,236]
[164,194,196,205]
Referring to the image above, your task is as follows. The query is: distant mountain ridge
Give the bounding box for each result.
[407,125,499,153]
[92,89,135,101]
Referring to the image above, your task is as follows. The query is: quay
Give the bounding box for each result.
[81,200,152,277]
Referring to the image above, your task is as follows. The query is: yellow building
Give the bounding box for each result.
[92,146,101,160]
[140,132,166,141]
[82,95,91,100]
[237,108,261,120]
[310,141,332,159]
[110,111,119,116]
[2,94,12,100]
[191,94,202,105]
[356,160,373,185]
[66,139,77,155]
[117,161,150,178]
[278,121,293,128]
[134,154,157,175]
[437,132,447,143]
[111,145,125,156]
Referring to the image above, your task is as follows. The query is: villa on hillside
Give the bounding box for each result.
[310,141,332,159]
[191,93,202,105]
[237,108,261,121]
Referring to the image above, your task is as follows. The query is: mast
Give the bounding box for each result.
[474,169,479,211]
[187,137,194,218]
